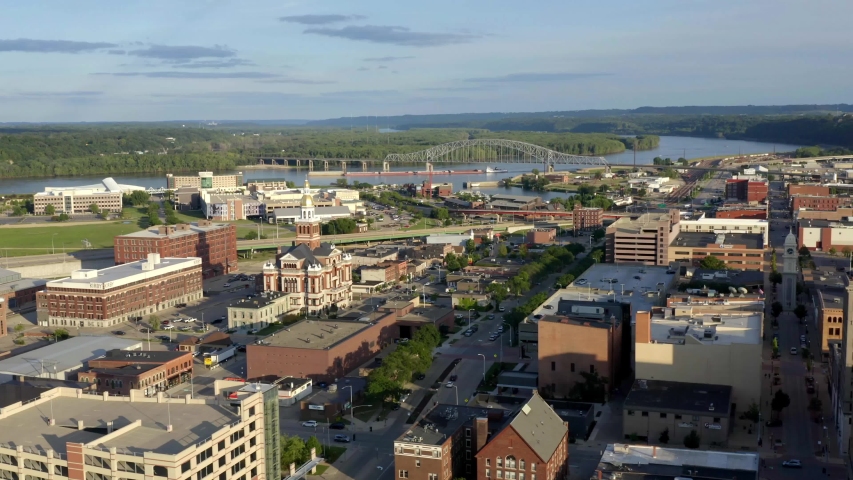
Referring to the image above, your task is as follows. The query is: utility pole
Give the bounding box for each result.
[633,138,637,169]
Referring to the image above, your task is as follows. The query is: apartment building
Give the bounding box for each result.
[791,195,852,215]
[76,349,194,396]
[200,192,262,221]
[166,171,244,190]
[634,306,763,410]
[667,232,765,271]
[36,254,203,329]
[605,210,681,265]
[114,222,238,278]
[570,204,604,230]
[394,393,569,480]
[0,383,279,480]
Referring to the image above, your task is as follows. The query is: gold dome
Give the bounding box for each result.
[301,193,314,207]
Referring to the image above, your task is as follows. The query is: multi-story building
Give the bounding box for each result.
[33,178,145,215]
[680,216,769,247]
[350,246,401,266]
[0,383,279,480]
[393,393,569,480]
[114,221,238,278]
[623,379,733,446]
[668,232,765,270]
[360,260,407,284]
[797,206,853,224]
[798,218,853,252]
[605,211,681,265]
[791,195,852,215]
[200,192,263,220]
[36,254,203,329]
[714,204,768,220]
[634,306,763,410]
[571,204,604,230]
[538,314,623,398]
[166,171,244,190]
[803,268,848,357]
[76,349,193,396]
[0,267,46,310]
[526,228,556,244]
[788,183,830,197]
[593,444,759,480]
[488,194,542,210]
[227,291,295,330]
[725,178,768,203]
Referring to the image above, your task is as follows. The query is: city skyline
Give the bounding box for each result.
[0,0,851,122]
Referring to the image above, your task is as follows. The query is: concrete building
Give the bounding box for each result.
[623,379,733,446]
[0,384,278,480]
[538,314,623,398]
[488,194,542,210]
[680,216,769,247]
[0,267,46,310]
[37,254,203,329]
[200,192,262,220]
[360,260,407,284]
[605,210,681,265]
[725,178,768,203]
[798,218,853,251]
[526,228,556,244]
[0,336,141,382]
[33,177,146,215]
[394,392,569,480]
[76,349,194,396]
[426,231,475,247]
[114,221,238,278]
[166,171,244,190]
[227,291,295,330]
[246,314,397,382]
[593,444,759,480]
[634,306,763,410]
[668,232,765,271]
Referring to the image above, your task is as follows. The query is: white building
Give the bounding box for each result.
[34,178,146,215]
[0,336,141,382]
[426,231,475,247]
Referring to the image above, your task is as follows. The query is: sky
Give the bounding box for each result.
[0,0,851,122]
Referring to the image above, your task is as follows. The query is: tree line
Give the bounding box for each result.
[366,325,441,402]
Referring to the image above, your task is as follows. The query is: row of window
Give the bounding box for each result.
[626,411,722,422]
[550,362,594,374]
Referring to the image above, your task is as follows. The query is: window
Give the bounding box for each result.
[660,413,667,419]
[519,474,525,480]
[570,363,575,372]
[674,414,682,420]
[219,457,226,468]
[530,463,536,472]
[416,460,420,468]
[497,471,503,479]
[196,464,213,480]
[626,410,635,416]
[486,469,491,478]
[497,457,502,467]
[181,461,191,473]
[398,471,409,478]
[0,472,17,480]
[196,447,213,464]
[466,428,471,437]
[250,468,257,479]
[249,406,256,416]
[250,437,256,448]
[486,459,491,467]
[520,460,525,470]
[230,460,246,475]
[153,466,168,477]
[230,444,246,459]
[713,417,720,423]
[466,439,471,448]
[589,365,595,374]
[550,361,555,371]
[230,429,245,443]
[506,472,516,480]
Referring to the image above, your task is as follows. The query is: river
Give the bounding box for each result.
[0,136,801,200]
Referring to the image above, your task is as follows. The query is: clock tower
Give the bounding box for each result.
[780,232,798,311]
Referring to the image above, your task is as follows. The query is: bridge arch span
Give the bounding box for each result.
[383,138,608,167]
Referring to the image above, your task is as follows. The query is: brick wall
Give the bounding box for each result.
[538,320,617,397]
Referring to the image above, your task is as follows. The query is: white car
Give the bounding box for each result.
[790,347,798,355]
[223,283,231,287]
[302,420,318,427]
[163,325,174,330]
[445,381,454,388]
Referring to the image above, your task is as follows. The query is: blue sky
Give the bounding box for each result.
[0,0,850,122]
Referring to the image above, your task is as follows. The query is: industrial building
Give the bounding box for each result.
[114,221,238,278]
[37,254,203,329]
[0,336,141,382]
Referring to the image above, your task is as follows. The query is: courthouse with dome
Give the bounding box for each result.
[261,180,354,315]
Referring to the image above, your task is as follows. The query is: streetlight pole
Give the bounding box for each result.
[342,385,353,427]
[452,385,458,405]
[477,353,486,383]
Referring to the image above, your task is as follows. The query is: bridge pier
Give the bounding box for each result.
[546,164,554,173]
[383,161,390,172]
[361,161,368,172]
[324,160,329,172]
[426,162,433,172]
[341,161,347,174]
[308,160,314,171]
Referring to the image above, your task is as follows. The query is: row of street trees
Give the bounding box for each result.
[366,325,441,402]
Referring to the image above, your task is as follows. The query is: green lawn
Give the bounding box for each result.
[402,218,442,231]
[320,445,346,464]
[308,464,330,475]
[0,221,149,256]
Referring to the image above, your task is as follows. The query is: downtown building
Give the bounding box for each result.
[114,221,238,278]
[37,254,203,329]
[166,171,244,190]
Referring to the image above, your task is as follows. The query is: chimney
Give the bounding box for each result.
[635,311,652,344]
[289,463,296,477]
[474,417,488,452]
[107,421,114,434]
[77,420,84,430]
[652,445,657,458]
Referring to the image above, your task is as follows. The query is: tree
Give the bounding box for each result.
[592,228,605,241]
[659,428,670,444]
[744,403,760,423]
[304,436,322,458]
[431,207,450,221]
[771,301,783,319]
[44,204,55,215]
[568,371,608,403]
[245,230,259,240]
[769,271,782,285]
[486,282,509,308]
[794,305,808,322]
[771,390,791,420]
[798,246,810,256]
[11,205,26,216]
[498,244,508,258]
[829,247,838,256]
[280,434,307,468]
[532,168,540,175]
[124,190,151,207]
[698,255,727,270]
[149,314,161,331]
[591,250,603,263]
[597,184,609,194]
[637,188,647,197]
[683,430,700,449]
[518,244,528,259]
[465,239,476,254]
[53,328,70,340]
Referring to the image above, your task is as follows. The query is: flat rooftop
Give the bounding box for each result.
[397,307,452,324]
[262,319,369,350]
[119,222,231,238]
[47,257,201,291]
[608,212,671,234]
[650,311,762,345]
[0,394,238,455]
[229,291,290,309]
[397,404,509,446]
[624,379,732,416]
[0,337,142,377]
[671,232,763,249]
[596,443,758,480]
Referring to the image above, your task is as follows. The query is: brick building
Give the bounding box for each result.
[114,221,238,278]
[668,232,766,271]
[37,254,203,329]
[246,313,397,382]
[788,184,830,197]
[538,314,623,398]
[177,331,234,353]
[526,228,556,244]
[76,349,193,396]
[393,393,569,480]
[0,268,46,310]
[791,195,852,215]
[714,203,768,220]
[725,179,768,203]
[571,204,604,230]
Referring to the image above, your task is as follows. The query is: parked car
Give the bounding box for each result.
[333,435,350,443]
[416,373,426,380]
[790,347,798,355]
[139,328,153,333]
[156,335,170,341]
[329,423,346,430]
[212,318,224,324]
[112,330,126,336]
[445,381,455,388]
[498,306,505,312]
[464,330,473,337]
[223,283,231,288]
[302,420,318,427]
[449,374,458,381]
[782,460,802,468]
[163,325,174,330]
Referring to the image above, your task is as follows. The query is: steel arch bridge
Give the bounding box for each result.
[383,138,608,166]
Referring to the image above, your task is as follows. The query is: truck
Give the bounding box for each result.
[204,346,237,368]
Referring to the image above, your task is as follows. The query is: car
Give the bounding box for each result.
[445,381,454,388]
[499,306,506,312]
[179,326,191,331]
[416,373,426,380]
[497,325,505,332]
[633,275,641,280]
[112,330,126,336]
[302,420,318,427]
[248,329,258,335]
[542,305,553,310]
[464,331,473,337]
[318,381,328,388]
[140,328,153,333]
[392,403,401,411]
[790,347,798,355]
[223,283,231,287]
[333,435,350,443]
[399,393,410,402]
[470,325,479,331]
[156,335,170,341]
[800,334,807,342]
[449,374,458,381]
[488,314,495,320]
[782,460,802,468]
[212,318,224,324]
[576,279,588,285]
[162,320,170,325]
[163,325,174,330]
[329,423,346,430]
[489,335,498,341]
[424,282,431,286]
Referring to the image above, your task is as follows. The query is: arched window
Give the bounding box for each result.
[505,456,516,469]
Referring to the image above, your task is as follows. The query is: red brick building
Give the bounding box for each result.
[725,179,768,203]
[37,254,203,329]
[790,195,851,215]
[527,228,557,244]
[788,184,830,197]
[571,204,604,230]
[361,260,407,284]
[394,393,569,480]
[714,206,768,220]
[76,349,194,396]
[0,268,46,310]
[114,221,237,279]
